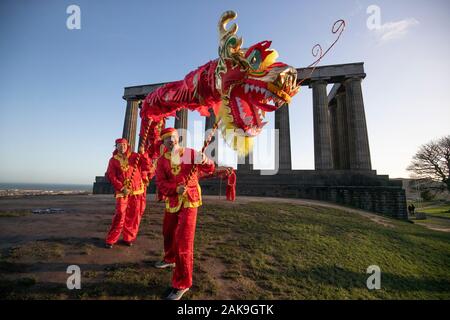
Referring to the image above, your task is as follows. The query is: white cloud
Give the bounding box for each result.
[373,18,419,43]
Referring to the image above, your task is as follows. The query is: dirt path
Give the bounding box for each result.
[412,216,450,233]
[209,195,450,233]
[202,195,397,228]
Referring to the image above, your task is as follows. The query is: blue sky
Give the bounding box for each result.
[0,0,449,184]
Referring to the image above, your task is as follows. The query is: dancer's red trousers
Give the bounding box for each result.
[140,190,147,217]
[226,187,235,201]
[162,207,197,290]
[106,195,143,244]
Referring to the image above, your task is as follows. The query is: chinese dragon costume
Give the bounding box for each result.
[139,10,300,159]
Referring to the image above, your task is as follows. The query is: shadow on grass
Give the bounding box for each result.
[283,265,450,294]
[0,261,173,300]
[41,236,107,249]
[0,237,106,269]
[0,260,33,273]
[0,278,171,300]
[426,215,450,221]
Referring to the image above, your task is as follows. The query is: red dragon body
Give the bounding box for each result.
[139,11,300,159]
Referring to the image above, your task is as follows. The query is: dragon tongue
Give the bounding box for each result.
[258,104,278,112]
[250,104,261,127]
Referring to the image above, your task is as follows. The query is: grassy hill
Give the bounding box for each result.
[1,196,449,299]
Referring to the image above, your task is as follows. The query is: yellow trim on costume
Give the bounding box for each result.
[165,184,202,213]
[115,182,145,198]
[163,148,185,160]
[161,130,177,140]
[114,153,130,172]
[164,148,184,176]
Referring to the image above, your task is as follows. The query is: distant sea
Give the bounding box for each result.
[0,183,91,192]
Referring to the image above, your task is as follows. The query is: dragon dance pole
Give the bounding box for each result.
[183,119,221,191]
[124,118,153,192]
[126,115,220,194]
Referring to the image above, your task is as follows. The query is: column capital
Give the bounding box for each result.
[308,78,330,88]
[344,74,365,83]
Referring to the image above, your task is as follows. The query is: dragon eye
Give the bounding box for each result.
[247,50,262,70]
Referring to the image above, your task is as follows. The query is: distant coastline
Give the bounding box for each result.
[0,183,91,197]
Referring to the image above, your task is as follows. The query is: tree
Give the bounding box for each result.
[407,135,450,193]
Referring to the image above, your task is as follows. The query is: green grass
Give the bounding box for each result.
[7,241,65,261]
[195,202,450,299]
[1,201,449,299]
[421,205,450,219]
[0,210,31,218]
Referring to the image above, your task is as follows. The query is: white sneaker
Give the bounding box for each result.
[165,288,189,300]
[154,261,175,269]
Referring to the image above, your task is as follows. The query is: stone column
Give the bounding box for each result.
[204,109,218,163]
[136,100,145,149]
[174,109,188,147]
[237,142,253,172]
[328,102,340,169]
[345,77,372,170]
[122,100,139,152]
[311,80,333,170]
[275,104,292,171]
[204,109,216,132]
[336,92,350,169]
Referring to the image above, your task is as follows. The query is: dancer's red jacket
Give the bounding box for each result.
[156,148,215,212]
[106,149,151,197]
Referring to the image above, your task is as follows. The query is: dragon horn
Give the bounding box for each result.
[218,10,238,40]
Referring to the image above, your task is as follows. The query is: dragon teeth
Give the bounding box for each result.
[244,83,268,95]
[236,97,243,111]
[243,125,263,137]
[258,109,264,121]
[236,96,253,125]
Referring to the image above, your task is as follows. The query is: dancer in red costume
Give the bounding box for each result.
[105,138,150,248]
[154,128,215,300]
[226,169,236,201]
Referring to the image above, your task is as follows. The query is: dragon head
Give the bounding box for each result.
[215,11,300,155]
